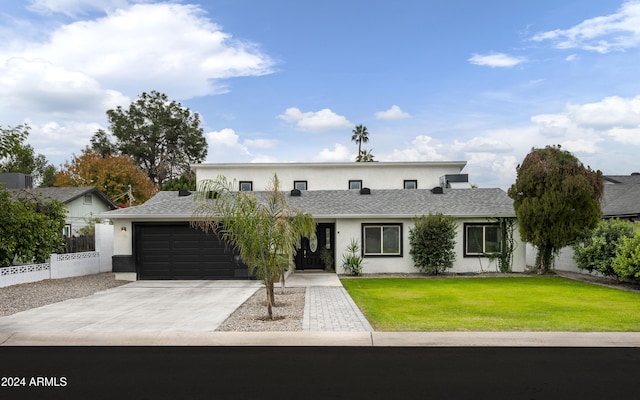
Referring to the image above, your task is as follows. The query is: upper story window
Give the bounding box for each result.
[349,180,362,190]
[404,180,418,189]
[83,194,93,204]
[464,223,501,256]
[362,223,403,257]
[239,181,253,191]
[294,180,307,191]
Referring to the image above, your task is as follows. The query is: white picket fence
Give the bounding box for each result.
[0,223,114,288]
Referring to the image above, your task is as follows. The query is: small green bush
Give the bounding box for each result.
[573,219,636,279]
[612,232,640,282]
[341,238,364,276]
[409,213,457,274]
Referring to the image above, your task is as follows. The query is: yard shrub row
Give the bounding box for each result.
[572,219,640,282]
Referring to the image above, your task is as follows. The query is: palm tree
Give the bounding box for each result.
[192,174,316,319]
[351,124,369,162]
[359,149,376,162]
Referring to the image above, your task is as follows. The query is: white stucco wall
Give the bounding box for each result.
[193,162,466,191]
[334,217,526,275]
[112,219,133,256]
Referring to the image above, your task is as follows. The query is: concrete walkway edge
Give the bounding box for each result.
[3,331,640,347]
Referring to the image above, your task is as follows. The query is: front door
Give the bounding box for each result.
[296,223,335,270]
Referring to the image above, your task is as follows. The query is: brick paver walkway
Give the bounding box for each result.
[303,286,373,332]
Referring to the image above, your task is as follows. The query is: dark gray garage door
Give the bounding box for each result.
[135,223,248,280]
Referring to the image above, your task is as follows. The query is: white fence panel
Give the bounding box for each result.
[50,252,101,279]
[95,223,113,273]
[0,263,50,288]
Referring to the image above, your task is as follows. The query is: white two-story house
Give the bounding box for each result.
[102,162,526,281]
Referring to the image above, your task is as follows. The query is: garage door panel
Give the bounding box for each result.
[136,223,248,280]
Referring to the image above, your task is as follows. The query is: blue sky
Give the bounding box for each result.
[1,0,640,189]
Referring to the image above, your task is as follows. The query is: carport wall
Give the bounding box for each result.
[333,217,526,274]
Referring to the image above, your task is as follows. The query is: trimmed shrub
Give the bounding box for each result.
[409,213,457,274]
[612,232,640,282]
[572,219,636,279]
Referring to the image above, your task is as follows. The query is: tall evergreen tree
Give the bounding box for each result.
[508,145,603,273]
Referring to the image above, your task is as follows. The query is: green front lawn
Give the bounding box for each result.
[341,277,640,331]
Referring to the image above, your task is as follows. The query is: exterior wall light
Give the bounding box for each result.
[121,227,127,232]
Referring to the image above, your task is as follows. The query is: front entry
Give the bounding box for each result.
[295,223,335,270]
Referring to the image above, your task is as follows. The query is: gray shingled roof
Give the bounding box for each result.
[602,184,640,218]
[604,174,640,184]
[100,188,516,219]
[10,186,117,209]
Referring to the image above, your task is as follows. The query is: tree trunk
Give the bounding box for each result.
[265,280,274,319]
[535,245,554,274]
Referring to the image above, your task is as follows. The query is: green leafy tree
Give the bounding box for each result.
[351,124,372,162]
[573,219,636,280]
[0,124,56,187]
[409,213,457,274]
[192,174,316,319]
[612,231,640,282]
[94,91,207,188]
[508,145,603,274]
[0,124,28,158]
[162,173,197,191]
[0,188,66,266]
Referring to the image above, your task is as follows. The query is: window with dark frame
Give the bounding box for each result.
[239,181,253,191]
[349,180,362,190]
[404,180,418,189]
[294,180,307,191]
[362,223,402,256]
[464,223,501,256]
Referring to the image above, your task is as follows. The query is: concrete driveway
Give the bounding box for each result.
[0,280,261,333]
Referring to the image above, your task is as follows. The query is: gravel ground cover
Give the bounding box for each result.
[216,287,305,332]
[0,273,128,317]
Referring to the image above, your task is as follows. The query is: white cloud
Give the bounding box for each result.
[375,105,410,120]
[453,137,512,153]
[206,128,251,159]
[3,3,274,99]
[608,127,640,145]
[278,107,352,131]
[26,120,104,164]
[244,138,277,149]
[565,54,578,61]
[530,114,572,137]
[385,136,447,161]
[0,57,129,117]
[468,52,526,68]
[567,95,640,129]
[314,144,352,162]
[532,0,640,53]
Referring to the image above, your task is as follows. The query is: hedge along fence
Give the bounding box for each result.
[0,223,114,288]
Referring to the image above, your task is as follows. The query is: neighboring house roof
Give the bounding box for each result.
[100,188,515,220]
[11,187,118,209]
[604,174,640,185]
[602,182,640,219]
